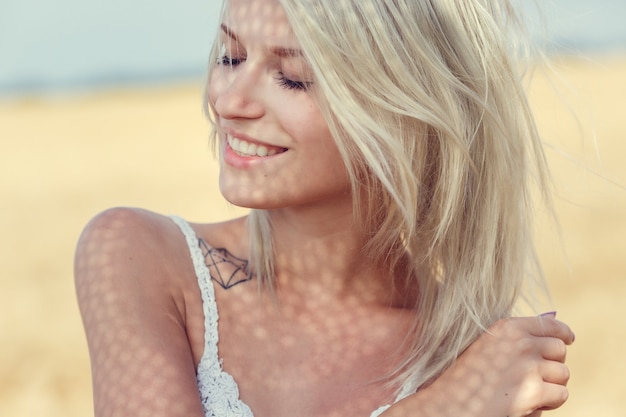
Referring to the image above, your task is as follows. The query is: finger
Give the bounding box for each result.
[529,317,575,345]
[536,336,568,362]
[540,360,571,386]
[536,382,570,411]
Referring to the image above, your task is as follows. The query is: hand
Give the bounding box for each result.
[383,314,575,417]
[435,314,574,417]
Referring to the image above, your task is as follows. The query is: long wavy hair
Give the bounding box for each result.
[205,0,550,395]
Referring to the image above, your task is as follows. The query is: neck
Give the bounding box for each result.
[264,201,409,307]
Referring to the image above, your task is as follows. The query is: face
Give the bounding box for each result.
[208,0,351,211]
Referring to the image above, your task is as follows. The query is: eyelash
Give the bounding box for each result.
[218,55,245,66]
[218,55,311,92]
[274,72,311,91]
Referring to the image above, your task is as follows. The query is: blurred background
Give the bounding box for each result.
[1,0,624,416]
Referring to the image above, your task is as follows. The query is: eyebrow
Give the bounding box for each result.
[220,24,303,58]
[269,46,303,58]
[220,24,238,41]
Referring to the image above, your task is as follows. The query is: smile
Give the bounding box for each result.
[227,135,287,157]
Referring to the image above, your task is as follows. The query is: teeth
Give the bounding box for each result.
[227,135,283,157]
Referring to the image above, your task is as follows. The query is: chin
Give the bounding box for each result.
[219,184,280,210]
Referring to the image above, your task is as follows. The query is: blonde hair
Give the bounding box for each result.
[206,0,549,394]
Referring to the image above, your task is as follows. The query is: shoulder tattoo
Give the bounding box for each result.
[198,238,253,289]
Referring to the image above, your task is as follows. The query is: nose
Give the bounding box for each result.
[210,64,265,120]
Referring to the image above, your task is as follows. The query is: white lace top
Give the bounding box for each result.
[170,216,416,417]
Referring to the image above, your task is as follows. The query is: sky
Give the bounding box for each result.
[0,0,625,95]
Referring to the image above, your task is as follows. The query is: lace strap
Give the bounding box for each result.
[168,215,221,371]
[169,216,253,416]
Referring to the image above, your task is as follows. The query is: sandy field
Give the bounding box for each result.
[1,56,624,417]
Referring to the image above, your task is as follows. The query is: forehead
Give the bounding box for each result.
[224,0,294,43]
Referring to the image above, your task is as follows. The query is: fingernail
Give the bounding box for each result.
[540,311,557,318]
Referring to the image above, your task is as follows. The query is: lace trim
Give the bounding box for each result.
[169,216,253,417]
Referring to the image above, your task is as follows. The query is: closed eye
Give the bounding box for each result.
[217,55,245,66]
[274,72,312,91]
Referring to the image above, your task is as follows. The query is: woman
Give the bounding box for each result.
[75,0,575,416]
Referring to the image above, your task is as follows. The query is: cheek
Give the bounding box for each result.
[284,100,332,142]
[207,71,220,108]
[293,113,348,179]
[207,68,235,112]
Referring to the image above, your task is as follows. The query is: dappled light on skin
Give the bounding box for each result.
[205,0,559,415]
[75,211,204,417]
[203,4,408,412]
[72,0,576,415]
[202,4,411,410]
[381,315,571,417]
[209,0,350,212]
[207,221,416,416]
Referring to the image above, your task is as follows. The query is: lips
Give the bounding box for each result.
[226,134,287,157]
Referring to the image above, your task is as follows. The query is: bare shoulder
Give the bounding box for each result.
[74,207,206,416]
[73,207,196,358]
[75,207,188,300]
[76,206,180,260]
[74,206,249,309]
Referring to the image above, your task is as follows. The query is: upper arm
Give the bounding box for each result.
[74,207,205,417]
